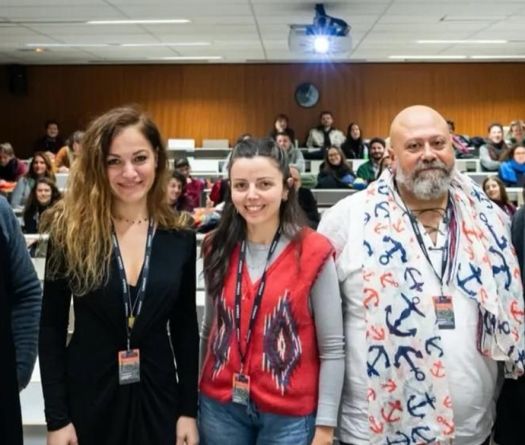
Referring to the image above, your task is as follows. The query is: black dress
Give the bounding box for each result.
[39,228,199,445]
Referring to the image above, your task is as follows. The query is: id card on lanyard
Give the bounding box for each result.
[111,219,154,385]
[232,230,281,405]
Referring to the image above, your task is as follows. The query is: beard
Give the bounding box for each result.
[395,159,454,200]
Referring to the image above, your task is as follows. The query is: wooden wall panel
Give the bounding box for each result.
[1,63,524,158]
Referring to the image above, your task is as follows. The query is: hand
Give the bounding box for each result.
[310,425,334,445]
[47,423,78,445]
[176,416,199,445]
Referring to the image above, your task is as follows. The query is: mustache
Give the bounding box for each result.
[413,160,450,175]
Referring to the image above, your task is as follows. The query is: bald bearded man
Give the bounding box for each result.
[318,105,525,445]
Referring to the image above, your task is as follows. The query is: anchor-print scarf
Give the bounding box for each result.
[362,169,525,445]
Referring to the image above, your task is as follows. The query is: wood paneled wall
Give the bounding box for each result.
[1,63,524,157]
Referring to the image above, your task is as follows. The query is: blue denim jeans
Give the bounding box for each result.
[199,394,316,445]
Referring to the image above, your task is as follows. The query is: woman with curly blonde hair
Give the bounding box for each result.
[39,106,199,445]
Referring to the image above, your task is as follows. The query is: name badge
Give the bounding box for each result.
[433,295,455,330]
[232,373,250,406]
[118,349,140,385]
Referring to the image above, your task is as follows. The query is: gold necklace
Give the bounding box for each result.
[112,215,149,224]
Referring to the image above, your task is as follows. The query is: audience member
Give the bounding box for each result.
[499,143,525,187]
[199,138,344,445]
[0,196,42,445]
[377,154,392,179]
[319,105,525,445]
[482,176,516,217]
[341,122,367,159]
[276,131,305,172]
[55,130,84,172]
[316,146,355,189]
[167,170,192,212]
[10,151,55,209]
[269,113,295,142]
[356,137,386,183]
[22,177,61,234]
[0,142,27,184]
[480,123,509,171]
[447,119,472,158]
[506,120,525,146]
[290,165,320,229]
[39,106,199,445]
[305,111,346,159]
[33,119,64,155]
[174,157,206,211]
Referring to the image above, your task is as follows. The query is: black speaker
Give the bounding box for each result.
[6,65,27,96]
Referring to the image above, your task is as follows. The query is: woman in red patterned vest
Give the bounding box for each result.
[199,138,344,445]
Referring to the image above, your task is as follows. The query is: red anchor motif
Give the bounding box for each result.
[512,327,520,342]
[443,396,452,409]
[381,400,402,423]
[464,245,475,261]
[364,288,380,309]
[510,300,525,323]
[381,379,397,393]
[363,270,374,282]
[369,416,384,434]
[367,388,376,401]
[461,221,478,243]
[514,268,521,280]
[374,222,388,234]
[369,326,385,341]
[430,360,446,378]
[437,416,455,435]
[392,218,404,233]
[479,288,488,305]
[380,272,399,288]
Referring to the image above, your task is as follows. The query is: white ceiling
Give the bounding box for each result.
[1,0,525,64]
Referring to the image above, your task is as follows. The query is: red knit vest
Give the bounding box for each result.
[200,228,333,416]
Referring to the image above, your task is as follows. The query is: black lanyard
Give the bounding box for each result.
[112,219,155,350]
[234,230,281,370]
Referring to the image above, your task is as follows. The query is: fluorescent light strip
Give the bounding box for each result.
[87,19,189,25]
[27,43,109,48]
[150,56,223,60]
[121,42,210,47]
[417,39,507,44]
[389,55,467,60]
[470,55,525,59]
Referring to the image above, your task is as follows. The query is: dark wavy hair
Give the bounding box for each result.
[203,138,306,300]
[23,177,62,223]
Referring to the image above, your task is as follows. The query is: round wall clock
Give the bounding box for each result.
[295,83,320,108]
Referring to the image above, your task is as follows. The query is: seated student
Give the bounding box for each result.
[482,176,516,217]
[499,143,525,187]
[23,177,61,234]
[315,147,355,189]
[33,119,64,156]
[376,154,392,179]
[0,142,27,184]
[289,166,320,229]
[305,111,346,159]
[54,131,84,173]
[506,120,525,146]
[10,152,55,209]
[174,157,206,211]
[167,170,193,212]
[356,137,386,183]
[480,123,509,171]
[276,131,305,172]
[447,119,473,157]
[269,113,295,143]
[341,122,367,159]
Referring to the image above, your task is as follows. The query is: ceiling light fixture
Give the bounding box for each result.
[87,19,190,25]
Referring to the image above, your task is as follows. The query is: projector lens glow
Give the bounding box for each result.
[313,36,330,54]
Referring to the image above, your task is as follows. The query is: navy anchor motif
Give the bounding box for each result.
[385,293,425,337]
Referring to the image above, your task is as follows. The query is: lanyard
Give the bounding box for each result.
[112,219,155,351]
[406,198,454,288]
[234,230,281,369]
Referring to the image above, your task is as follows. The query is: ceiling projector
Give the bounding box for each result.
[289,4,352,55]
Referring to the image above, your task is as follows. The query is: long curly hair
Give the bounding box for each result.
[42,106,188,295]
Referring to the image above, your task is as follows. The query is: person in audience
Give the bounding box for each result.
[446,119,472,158]
[33,119,64,155]
[0,142,27,184]
[482,176,516,217]
[316,146,355,189]
[269,113,295,143]
[54,130,84,172]
[305,111,346,159]
[289,165,320,229]
[174,157,206,211]
[10,151,55,209]
[276,131,305,172]
[318,105,525,445]
[22,177,62,234]
[199,137,344,445]
[341,122,367,159]
[39,106,199,445]
[377,154,392,179]
[0,196,42,445]
[167,170,192,212]
[356,137,386,183]
[506,120,525,146]
[480,122,509,171]
[499,143,525,187]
